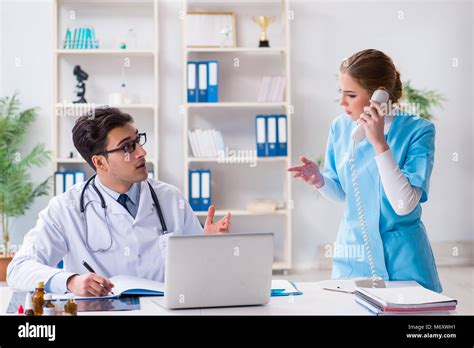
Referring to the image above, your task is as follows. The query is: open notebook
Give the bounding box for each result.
[50,277,302,300]
[51,275,164,300]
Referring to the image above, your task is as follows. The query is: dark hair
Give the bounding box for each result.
[72,107,134,169]
[340,49,403,103]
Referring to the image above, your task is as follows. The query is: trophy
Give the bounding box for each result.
[252,16,275,48]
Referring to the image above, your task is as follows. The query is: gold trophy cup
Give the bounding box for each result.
[252,16,275,48]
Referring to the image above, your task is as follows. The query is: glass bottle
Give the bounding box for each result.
[54,298,63,316]
[64,294,78,316]
[43,293,55,309]
[32,281,45,316]
[24,293,34,316]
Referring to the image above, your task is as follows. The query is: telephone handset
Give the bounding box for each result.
[350,89,390,143]
[347,89,389,289]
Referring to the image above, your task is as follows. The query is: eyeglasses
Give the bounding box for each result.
[101,132,147,155]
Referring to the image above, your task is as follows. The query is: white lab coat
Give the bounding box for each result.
[7,178,203,292]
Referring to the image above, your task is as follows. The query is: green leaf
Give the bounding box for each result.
[0,93,51,246]
[400,81,446,121]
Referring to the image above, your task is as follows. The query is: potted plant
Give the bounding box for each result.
[0,93,51,280]
[400,80,445,121]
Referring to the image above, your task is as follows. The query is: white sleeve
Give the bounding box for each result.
[375,149,422,215]
[315,175,346,203]
[6,197,75,292]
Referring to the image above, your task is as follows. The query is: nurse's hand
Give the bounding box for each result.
[287,156,324,189]
[204,205,231,234]
[358,101,389,155]
[67,273,115,297]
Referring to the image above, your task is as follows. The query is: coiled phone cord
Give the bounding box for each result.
[349,141,383,284]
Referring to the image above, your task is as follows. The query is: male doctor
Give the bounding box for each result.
[7,107,231,297]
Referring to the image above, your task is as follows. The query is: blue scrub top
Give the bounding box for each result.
[323,112,442,293]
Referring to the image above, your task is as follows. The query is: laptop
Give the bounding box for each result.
[163,233,274,309]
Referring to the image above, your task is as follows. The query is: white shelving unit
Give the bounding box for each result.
[55,49,155,56]
[52,0,159,179]
[187,102,288,108]
[182,0,292,271]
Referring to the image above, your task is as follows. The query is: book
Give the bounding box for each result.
[188,128,225,158]
[188,130,198,157]
[51,275,164,300]
[268,76,280,102]
[258,76,286,102]
[355,297,455,316]
[64,28,71,49]
[275,76,287,102]
[258,76,272,102]
[354,282,457,314]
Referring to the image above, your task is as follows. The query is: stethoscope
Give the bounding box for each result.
[79,174,169,252]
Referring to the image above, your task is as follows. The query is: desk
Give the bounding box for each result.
[0,280,454,315]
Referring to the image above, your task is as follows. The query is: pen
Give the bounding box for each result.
[81,260,115,295]
[81,260,95,273]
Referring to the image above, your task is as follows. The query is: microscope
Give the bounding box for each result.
[73,65,89,104]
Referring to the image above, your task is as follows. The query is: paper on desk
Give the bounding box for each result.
[319,279,356,294]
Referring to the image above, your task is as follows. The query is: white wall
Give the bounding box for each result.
[1,0,54,250]
[1,0,473,268]
[288,0,474,267]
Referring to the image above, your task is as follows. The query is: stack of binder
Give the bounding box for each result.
[255,114,287,157]
[187,61,218,103]
[355,282,457,315]
[54,171,86,195]
[189,169,211,211]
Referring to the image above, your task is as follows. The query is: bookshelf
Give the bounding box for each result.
[182,0,292,271]
[55,49,155,56]
[52,0,159,181]
[187,102,288,108]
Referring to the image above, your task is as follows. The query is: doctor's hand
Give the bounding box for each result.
[204,205,231,234]
[287,156,324,189]
[358,101,389,155]
[67,273,115,297]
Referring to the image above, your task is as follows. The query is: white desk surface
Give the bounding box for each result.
[0,279,451,316]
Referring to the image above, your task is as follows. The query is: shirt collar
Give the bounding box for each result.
[94,175,140,206]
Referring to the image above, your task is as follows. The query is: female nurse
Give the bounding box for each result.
[288,49,442,292]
